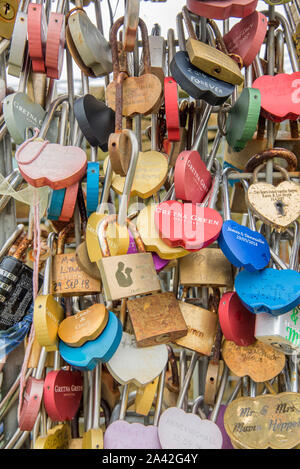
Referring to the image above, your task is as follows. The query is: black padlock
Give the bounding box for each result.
[0,227,43,330]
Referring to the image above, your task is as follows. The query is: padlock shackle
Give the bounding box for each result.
[275,29,285,75]
[110,16,151,81]
[221,166,236,221]
[182,6,197,41]
[289,221,300,270]
[261,10,299,73]
[39,95,69,139]
[176,351,198,409]
[92,363,102,429]
[210,364,229,423]
[192,395,206,419]
[153,365,167,426]
[176,12,186,52]
[167,29,176,74]
[208,158,221,209]
[118,129,139,225]
[43,231,56,295]
[119,383,129,420]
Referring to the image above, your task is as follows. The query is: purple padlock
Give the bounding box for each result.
[104,369,166,449]
[209,405,234,449]
[127,228,169,272]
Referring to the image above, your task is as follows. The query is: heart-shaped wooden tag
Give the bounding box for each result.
[158,407,223,449]
[106,74,162,117]
[223,11,267,67]
[136,205,189,260]
[174,150,212,203]
[253,72,300,122]
[235,268,300,316]
[222,339,285,382]
[58,304,109,347]
[106,332,168,386]
[104,421,161,449]
[246,179,300,231]
[218,291,255,347]
[16,140,87,190]
[154,201,223,250]
[186,0,258,20]
[59,310,122,371]
[43,370,83,421]
[224,393,300,449]
[103,151,168,198]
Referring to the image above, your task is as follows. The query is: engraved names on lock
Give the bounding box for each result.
[51,253,100,296]
[224,393,300,449]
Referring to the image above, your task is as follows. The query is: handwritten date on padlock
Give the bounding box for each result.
[154,201,223,251]
[16,140,87,190]
[252,72,300,122]
[174,151,212,204]
[218,220,270,272]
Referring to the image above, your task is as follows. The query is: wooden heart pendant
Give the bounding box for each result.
[246,164,300,231]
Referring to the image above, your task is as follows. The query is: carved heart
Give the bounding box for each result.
[158,408,223,449]
[104,421,161,449]
[58,304,109,347]
[3,92,57,144]
[235,268,300,315]
[43,370,83,421]
[154,201,223,250]
[218,291,256,347]
[186,0,258,20]
[253,72,300,122]
[222,339,285,382]
[174,150,212,203]
[16,140,87,190]
[103,151,168,198]
[218,219,270,271]
[246,180,300,231]
[106,332,168,386]
[106,74,163,117]
[224,393,300,449]
[223,11,267,67]
[59,310,122,371]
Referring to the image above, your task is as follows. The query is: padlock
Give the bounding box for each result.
[182,6,244,85]
[0,226,43,330]
[186,0,258,20]
[104,366,166,449]
[45,0,66,79]
[134,376,159,416]
[255,221,300,355]
[33,232,64,352]
[85,129,140,266]
[154,158,223,251]
[106,16,162,117]
[122,0,139,52]
[3,52,58,145]
[51,215,101,297]
[7,0,30,77]
[246,162,300,232]
[218,166,270,271]
[171,12,235,105]
[141,23,166,87]
[158,352,223,449]
[67,5,112,77]
[222,339,286,384]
